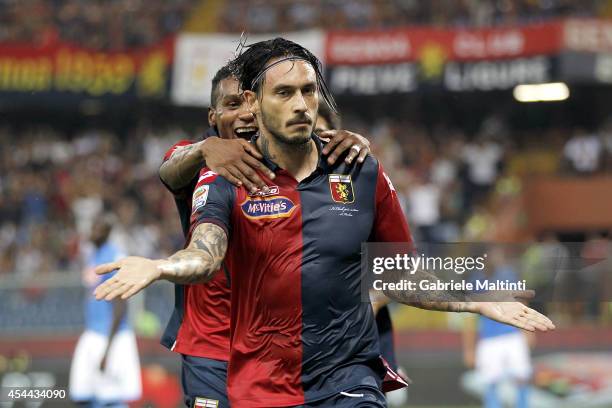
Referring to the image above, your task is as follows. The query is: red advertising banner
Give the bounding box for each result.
[326,21,564,65]
[563,18,612,53]
[0,39,174,99]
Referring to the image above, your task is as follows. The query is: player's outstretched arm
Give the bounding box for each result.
[93,222,228,301]
[382,269,555,332]
[381,268,469,311]
[160,222,228,284]
[160,137,275,193]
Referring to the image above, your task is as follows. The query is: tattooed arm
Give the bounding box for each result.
[93,222,228,301]
[381,268,555,332]
[160,137,275,193]
[159,141,206,191]
[159,223,228,284]
[381,268,472,312]
[369,158,555,331]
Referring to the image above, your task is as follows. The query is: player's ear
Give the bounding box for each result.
[208,107,216,127]
[243,90,259,115]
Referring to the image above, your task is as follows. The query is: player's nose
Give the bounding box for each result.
[292,92,308,113]
[238,109,255,122]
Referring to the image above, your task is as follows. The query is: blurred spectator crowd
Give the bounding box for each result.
[0,124,190,276]
[343,114,612,243]
[2,116,612,278]
[220,0,611,33]
[0,0,196,50]
[2,0,612,50]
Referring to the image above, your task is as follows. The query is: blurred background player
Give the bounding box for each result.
[159,64,373,407]
[69,214,141,408]
[463,249,534,408]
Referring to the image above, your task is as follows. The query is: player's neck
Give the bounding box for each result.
[257,131,318,182]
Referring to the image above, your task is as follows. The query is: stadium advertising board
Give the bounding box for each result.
[326,21,563,65]
[328,63,418,95]
[0,39,173,101]
[594,53,612,83]
[326,22,563,94]
[443,56,555,91]
[559,19,612,84]
[564,18,612,53]
[327,55,557,94]
[171,30,325,107]
[326,19,612,94]
[170,19,612,101]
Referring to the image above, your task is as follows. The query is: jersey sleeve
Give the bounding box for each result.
[160,140,198,196]
[370,161,414,246]
[188,174,236,240]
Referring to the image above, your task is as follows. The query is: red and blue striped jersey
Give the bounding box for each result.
[191,134,413,407]
[160,128,231,362]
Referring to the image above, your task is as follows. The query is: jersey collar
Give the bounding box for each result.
[203,126,219,139]
[250,132,329,174]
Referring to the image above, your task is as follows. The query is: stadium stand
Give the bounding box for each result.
[1,117,611,269]
[0,0,197,49]
[216,0,606,33]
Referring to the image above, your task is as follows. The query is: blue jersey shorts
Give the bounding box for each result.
[181,355,229,408]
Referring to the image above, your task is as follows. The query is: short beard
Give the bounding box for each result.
[261,107,311,149]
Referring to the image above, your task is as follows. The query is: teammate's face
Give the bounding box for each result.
[90,220,111,247]
[249,59,319,146]
[208,76,257,140]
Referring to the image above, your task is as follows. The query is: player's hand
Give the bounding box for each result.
[93,256,164,301]
[320,130,370,165]
[471,289,535,303]
[202,136,275,193]
[472,301,555,332]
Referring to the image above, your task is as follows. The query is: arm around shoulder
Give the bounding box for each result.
[159,140,207,191]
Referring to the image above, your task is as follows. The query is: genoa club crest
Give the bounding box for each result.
[329,174,355,204]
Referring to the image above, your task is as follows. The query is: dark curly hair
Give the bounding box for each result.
[229,37,337,113]
[210,64,234,108]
